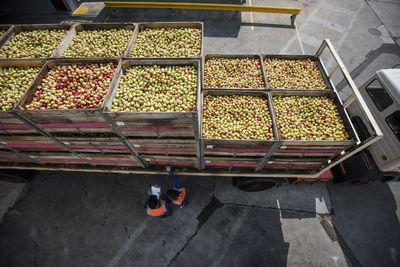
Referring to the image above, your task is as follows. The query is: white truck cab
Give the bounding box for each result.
[364,69,400,173]
[341,69,400,182]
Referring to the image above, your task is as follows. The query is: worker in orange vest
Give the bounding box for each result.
[145,187,172,218]
[165,166,189,208]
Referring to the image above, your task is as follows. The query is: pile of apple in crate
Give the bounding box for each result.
[0,22,354,175]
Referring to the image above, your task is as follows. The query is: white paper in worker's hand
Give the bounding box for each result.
[151,185,161,199]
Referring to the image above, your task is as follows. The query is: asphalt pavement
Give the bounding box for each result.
[0,171,399,266]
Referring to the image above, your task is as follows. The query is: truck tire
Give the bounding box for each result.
[234,178,277,192]
[0,170,36,183]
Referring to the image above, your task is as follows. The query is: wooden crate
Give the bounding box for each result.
[202,54,268,91]
[103,59,201,138]
[263,90,358,172]
[200,90,279,170]
[53,23,137,58]
[14,58,121,134]
[0,60,45,135]
[262,54,333,91]
[127,22,203,59]
[0,24,74,60]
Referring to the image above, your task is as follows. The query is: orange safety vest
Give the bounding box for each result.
[171,187,186,206]
[146,200,167,216]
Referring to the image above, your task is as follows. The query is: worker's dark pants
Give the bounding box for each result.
[159,193,172,218]
[168,170,189,207]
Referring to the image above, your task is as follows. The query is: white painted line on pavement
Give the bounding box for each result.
[295,21,305,55]
[249,0,254,30]
[280,0,324,54]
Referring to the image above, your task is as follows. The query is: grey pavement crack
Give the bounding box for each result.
[167,227,199,267]
[167,196,223,266]
[100,177,119,230]
[364,0,388,37]
[79,177,88,198]
[32,171,53,190]
[167,189,334,265]
[33,242,38,267]
[369,0,400,6]
[101,216,108,227]
[123,225,131,239]
[212,176,216,197]
[336,43,400,91]
[223,202,331,216]
[9,171,53,219]
[108,176,118,202]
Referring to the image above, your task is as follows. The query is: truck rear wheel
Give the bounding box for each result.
[233,178,278,192]
[0,170,36,183]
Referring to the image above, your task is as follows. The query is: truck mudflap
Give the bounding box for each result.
[332,151,381,185]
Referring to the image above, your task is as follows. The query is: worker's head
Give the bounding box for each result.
[148,195,158,209]
[166,189,180,200]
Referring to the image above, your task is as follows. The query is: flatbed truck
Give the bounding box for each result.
[0,22,397,190]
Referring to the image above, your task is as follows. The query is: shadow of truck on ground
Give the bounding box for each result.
[329,181,400,267]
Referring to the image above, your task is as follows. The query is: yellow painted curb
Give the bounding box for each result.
[72,6,89,16]
[104,2,301,15]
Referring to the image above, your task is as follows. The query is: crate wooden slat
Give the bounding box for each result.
[82,152,141,167]
[53,23,137,59]
[0,135,65,152]
[14,59,121,134]
[56,135,129,153]
[202,54,268,91]
[263,157,327,172]
[0,145,42,163]
[0,151,35,163]
[141,154,199,169]
[11,151,85,164]
[262,54,333,91]
[127,138,198,156]
[19,151,134,166]
[270,156,328,164]
[0,116,38,134]
[0,24,74,60]
[203,140,272,157]
[273,148,340,158]
[104,59,201,139]
[0,25,13,43]
[204,156,262,169]
[127,22,203,59]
